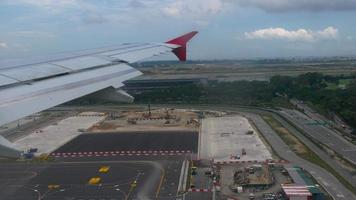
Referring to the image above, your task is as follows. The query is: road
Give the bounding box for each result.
[290,99,354,136]
[279,108,356,164]
[270,112,356,188]
[244,112,355,200]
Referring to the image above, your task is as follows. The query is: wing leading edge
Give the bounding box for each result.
[0,31,198,126]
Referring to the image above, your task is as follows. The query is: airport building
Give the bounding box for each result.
[284,167,326,200]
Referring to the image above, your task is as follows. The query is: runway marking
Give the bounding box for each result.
[156,167,166,198]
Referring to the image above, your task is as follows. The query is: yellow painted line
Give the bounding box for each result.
[88,177,101,185]
[131,180,137,187]
[126,182,136,200]
[155,168,166,199]
[99,166,110,173]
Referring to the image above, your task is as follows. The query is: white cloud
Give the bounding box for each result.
[6,0,356,24]
[237,0,356,12]
[7,0,81,10]
[316,26,339,39]
[0,42,7,48]
[160,0,231,25]
[162,0,226,18]
[9,31,56,38]
[6,0,230,25]
[245,27,339,42]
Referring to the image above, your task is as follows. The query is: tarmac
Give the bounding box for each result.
[200,116,272,162]
[0,161,160,200]
[54,130,198,153]
[0,129,206,200]
[13,112,106,154]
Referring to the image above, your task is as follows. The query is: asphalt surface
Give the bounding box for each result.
[0,161,162,200]
[279,108,356,164]
[0,128,204,200]
[54,131,198,153]
[184,192,213,200]
[291,100,354,136]
[0,163,46,199]
[0,159,188,200]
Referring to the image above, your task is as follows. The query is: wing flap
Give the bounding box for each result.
[0,75,18,85]
[109,45,172,63]
[50,56,112,71]
[0,63,70,82]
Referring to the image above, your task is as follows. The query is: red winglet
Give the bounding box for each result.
[166,31,198,61]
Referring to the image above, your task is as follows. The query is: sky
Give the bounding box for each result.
[1,0,356,60]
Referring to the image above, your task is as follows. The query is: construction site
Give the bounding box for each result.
[0,106,327,200]
[90,107,201,132]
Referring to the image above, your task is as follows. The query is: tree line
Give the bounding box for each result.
[134,73,356,130]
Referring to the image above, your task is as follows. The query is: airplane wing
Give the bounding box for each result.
[0,31,198,126]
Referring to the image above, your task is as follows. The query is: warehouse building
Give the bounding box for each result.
[283,167,326,200]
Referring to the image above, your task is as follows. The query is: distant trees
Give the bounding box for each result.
[268,73,356,128]
[133,73,356,128]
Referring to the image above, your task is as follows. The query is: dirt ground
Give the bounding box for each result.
[88,108,201,132]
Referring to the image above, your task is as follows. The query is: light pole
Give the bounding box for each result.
[114,185,128,199]
[33,189,41,200]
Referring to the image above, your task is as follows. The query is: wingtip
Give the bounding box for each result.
[166,31,198,46]
[166,31,198,61]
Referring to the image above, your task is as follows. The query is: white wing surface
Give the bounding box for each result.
[0,31,198,126]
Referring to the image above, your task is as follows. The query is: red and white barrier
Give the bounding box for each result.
[214,159,288,165]
[188,188,212,192]
[50,150,192,158]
